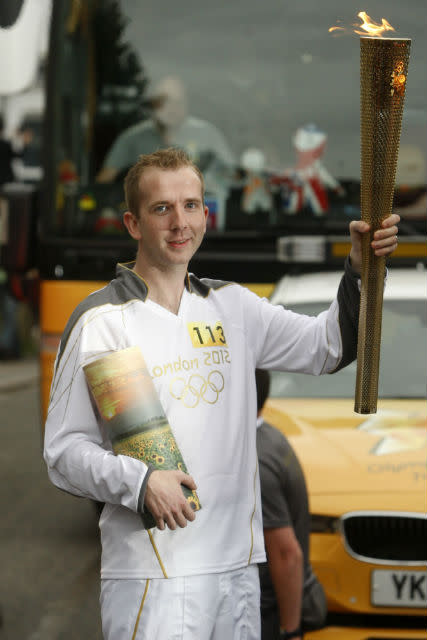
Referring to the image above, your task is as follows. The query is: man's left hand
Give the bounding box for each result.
[349,213,400,275]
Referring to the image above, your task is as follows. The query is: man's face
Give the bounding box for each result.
[151,76,188,130]
[124,167,208,272]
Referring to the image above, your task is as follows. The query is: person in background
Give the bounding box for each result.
[96,75,235,185]
[256,368,327,640]
[0,115,19,359]
[0,269,19,360]
[0,115,14,185]
[96,76,235,230]
[44,147,400,639]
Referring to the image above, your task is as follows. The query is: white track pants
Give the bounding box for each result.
[100,564,260,640]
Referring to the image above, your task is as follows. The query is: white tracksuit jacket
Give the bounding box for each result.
[44,259,360,579]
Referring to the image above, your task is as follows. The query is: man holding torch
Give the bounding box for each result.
[44,147,400,639]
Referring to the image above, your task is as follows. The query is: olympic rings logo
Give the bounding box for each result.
[169,370,225,408]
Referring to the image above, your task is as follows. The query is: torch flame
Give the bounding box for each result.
[329,12,396,37]
[354,11,395,37]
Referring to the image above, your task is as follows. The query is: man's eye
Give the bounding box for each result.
[155,205,167,214]
[186,201,197,209]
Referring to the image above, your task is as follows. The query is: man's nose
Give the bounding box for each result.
[170,206,188,229]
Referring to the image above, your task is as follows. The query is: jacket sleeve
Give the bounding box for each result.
[331,257,360,371]
[244,257,360,375]
[43,315,148,513]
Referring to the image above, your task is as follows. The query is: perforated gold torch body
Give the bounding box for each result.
[355,36,410,414]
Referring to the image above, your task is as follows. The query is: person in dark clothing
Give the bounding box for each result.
[256,368,327,640]
[0,115,14,185]
[0,115,19,358]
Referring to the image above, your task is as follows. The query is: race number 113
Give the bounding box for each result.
[187,322,227,348]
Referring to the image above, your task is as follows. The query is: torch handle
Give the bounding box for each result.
[354,234,385,413]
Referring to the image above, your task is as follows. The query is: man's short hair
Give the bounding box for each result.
[255,369,271,413]
[124,147,205,216]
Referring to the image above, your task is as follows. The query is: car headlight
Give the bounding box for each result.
[310,515,340,533]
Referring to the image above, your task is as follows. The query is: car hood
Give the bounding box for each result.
[262,398,426,502]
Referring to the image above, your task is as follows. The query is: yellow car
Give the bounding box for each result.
[263,266,426,639]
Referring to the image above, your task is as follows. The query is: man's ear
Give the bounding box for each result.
[204,205,209,224]
[123,211,142,240]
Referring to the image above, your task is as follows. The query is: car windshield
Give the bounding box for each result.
[270,299,426,398]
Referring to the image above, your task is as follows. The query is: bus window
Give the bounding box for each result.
[44,1,427,242]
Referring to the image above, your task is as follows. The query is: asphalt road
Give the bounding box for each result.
[0,383,102,640]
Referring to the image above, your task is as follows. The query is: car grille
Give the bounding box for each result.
[341,513,426,564]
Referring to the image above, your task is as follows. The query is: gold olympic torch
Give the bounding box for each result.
[354,16,410,413]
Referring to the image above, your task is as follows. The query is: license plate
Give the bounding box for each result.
[371,569,427,608]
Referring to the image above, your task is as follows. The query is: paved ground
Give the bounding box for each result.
[0,364,102,640]
[0,357,39,392]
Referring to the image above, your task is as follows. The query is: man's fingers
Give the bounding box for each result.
[164,513,177,530]
[372,231,398,246]
[178,472,197,491]
[145,469,198,531]
[372,214,399,255]
[158,502,194,531]
[373,223,399,241]
[183,500,197,522]
[155,507,178,531]
[350,213,400,237]
[350,220,370,234]
[173,509,190,529]
[380,213,401,228]
[372,235,398,256]
[157,518,165,531]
